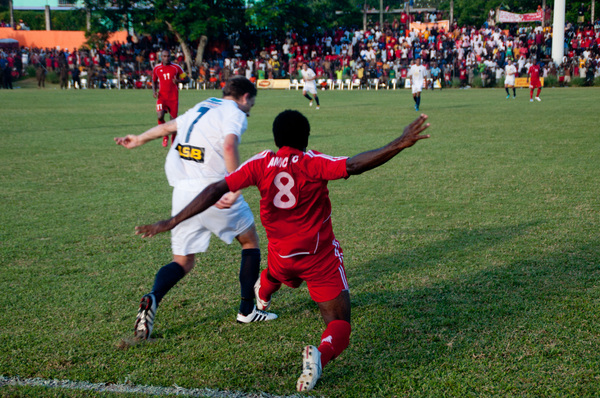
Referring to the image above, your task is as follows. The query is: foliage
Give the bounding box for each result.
[570,77,586,87]
[544,75,558,87]
[471,76,483,88]
[246,0,316,37]
[25,65,36,78]
[0,9,87,30]
[46,70,59,83]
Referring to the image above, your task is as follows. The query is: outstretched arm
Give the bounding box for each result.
[135,180,230,238]
[346,114,430,176]
[114,119,177,149]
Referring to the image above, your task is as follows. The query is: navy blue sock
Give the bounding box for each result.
[239,248,260,315]
[416,96,421,108]
[315,96,320,106]
[304,93,313,101]
[151,262,186,305]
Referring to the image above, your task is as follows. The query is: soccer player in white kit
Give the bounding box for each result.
[301,63,320,110]
[115,76,276,340]
[408,58,427,111]
[504,58,517,99]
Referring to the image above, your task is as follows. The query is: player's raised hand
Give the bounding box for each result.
[397,114,430,149]
[135,220,173,238]
[114,135,142,149]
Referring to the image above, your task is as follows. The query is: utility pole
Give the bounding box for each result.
[380,0,383,28]
[542,0,546,28]
[450,0,454,28]
[363,0,367,31]
[9,0,14,28]
[551,0,566,65]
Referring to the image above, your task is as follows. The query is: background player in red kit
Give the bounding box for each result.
[135,111,430,392]
[153,50,186,147]
[527,59,542,102]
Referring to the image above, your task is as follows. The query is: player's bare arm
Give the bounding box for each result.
[215,133,242,209]
[346,114,430,175]
[115,119,177,149]
[136,180,230,238]
[152,79,158,98]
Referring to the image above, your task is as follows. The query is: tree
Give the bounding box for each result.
[83,0,246,75]
[246,0,316,38]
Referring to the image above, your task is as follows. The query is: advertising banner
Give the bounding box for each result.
[497,10,543,23]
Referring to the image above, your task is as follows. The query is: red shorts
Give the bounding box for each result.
[267,239,349,303]
[530,80,542,89]
[156,98,178,119]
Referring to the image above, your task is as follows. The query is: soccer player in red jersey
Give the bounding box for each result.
[527,59,542,102]
[135,111,430,392]
[153,50,186,147]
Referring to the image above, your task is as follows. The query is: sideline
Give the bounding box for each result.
[0,375,305,398]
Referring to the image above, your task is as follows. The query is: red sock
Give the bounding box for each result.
[536,88,541,97]
[158,119,165,125]
[530,89,534,99]
[171,133,177,144]
[318,320,351,368]
[258,269,281,302]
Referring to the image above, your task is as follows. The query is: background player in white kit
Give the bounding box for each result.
[504,59,517,99]
[408,58,427,111]
[301,63,320,110]
[115,76,276,340]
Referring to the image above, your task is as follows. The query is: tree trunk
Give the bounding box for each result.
[195,35,208,67]
[9,0,14,29]
[165,21,193,77]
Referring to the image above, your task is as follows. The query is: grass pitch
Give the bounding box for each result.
[1,85,599,397]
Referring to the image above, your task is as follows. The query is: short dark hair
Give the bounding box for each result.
[222,76,257,99]
[273,110,310,150]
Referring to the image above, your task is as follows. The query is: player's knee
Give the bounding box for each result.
[237,225,260,248]
[173,255,195,274]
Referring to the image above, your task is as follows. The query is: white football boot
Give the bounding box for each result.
[236,305,277,323]
[296,345,322,392]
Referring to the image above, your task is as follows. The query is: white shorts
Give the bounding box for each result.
[505,76,515,86]
[411,81,423,94]
[171,187,255,255]
[304,83,318,95]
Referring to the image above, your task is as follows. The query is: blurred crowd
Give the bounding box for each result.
[1,10,599,89]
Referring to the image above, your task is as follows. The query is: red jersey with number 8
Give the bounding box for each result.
[226,146,348,258]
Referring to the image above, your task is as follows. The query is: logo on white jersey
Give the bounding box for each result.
[176,144,205,163]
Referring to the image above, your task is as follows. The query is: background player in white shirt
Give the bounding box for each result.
[115,76,276,341]
[301,63,320,110]
[408,58,427,111]
[504,58,517,99]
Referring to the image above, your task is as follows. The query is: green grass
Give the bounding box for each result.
[1,86,599,397]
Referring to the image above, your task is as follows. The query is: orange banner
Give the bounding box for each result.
[515,77,544,87]
[0,28,128,50]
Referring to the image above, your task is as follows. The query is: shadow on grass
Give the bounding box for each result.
[326,222,600,394]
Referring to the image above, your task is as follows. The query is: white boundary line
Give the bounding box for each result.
[0,375,306,398]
